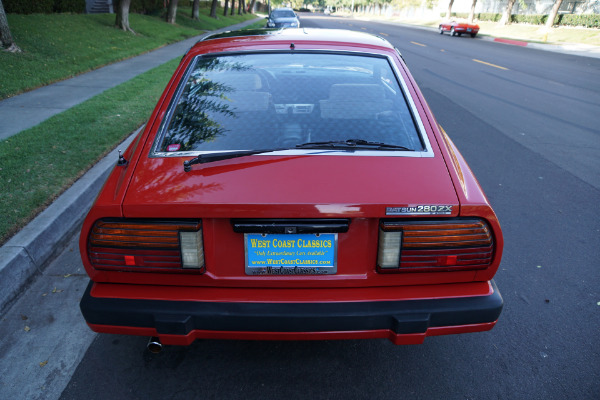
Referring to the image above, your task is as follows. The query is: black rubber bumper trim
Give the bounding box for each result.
[80,281,503,335]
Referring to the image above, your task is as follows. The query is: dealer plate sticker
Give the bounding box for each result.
[245,233,337,275]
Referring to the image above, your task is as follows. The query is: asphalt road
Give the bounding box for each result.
[1,14,599,400]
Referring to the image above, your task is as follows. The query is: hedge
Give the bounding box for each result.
[443,12,600,29]
[559,13,600,28]
[4,0,85,14]
[128,0,164,15]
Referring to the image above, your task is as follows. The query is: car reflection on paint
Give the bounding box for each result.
[439,20,480,37]
[78,28,503,351]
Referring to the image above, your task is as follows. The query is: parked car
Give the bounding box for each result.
[439,20,480,37]
[79,28,503,351]
[266,7,300,28]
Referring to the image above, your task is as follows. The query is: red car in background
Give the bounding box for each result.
[79,28,503,351]
[439,20,480,37]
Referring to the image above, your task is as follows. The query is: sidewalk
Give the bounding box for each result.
[0,17,263,312]
[0,17,263,140]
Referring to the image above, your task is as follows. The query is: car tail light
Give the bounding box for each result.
[88,219,204,273]
[377,219,494,272]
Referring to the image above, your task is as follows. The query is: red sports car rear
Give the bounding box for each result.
[79,29,503,348]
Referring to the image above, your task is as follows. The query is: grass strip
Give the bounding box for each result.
[1,8,256,99]
[0,58,180,244]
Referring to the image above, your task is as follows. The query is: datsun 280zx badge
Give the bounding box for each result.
[386,205,453,215]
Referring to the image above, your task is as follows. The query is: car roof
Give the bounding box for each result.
[200,28,394,51]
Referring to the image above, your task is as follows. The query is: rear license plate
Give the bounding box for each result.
[245,233,337,275]
[467,28,472,32]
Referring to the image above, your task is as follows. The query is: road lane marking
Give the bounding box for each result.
[411,41,426,47]
[379,32,389,36]
[473,59,509,70]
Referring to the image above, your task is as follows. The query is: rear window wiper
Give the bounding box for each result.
[295,139,413,151]
[183,148,288,172]
[183,139,413,172]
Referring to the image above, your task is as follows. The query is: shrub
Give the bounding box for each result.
[54,0,86,13]
[4,0,85,14]
[559,13,600,28]
[511,14,547,25]
[130,0,164,15]
[4,0,54,14]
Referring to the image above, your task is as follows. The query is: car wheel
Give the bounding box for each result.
[439,26,444,34]
[471,33,477,38]
[450,27,456,37]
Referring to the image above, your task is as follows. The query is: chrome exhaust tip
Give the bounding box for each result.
[147,337,163,354]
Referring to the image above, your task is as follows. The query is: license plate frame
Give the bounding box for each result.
[244,233,338,275]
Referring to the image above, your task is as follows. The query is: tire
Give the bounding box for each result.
[450,27,456,37]
[439,26,444,34]
[471,33,477,38]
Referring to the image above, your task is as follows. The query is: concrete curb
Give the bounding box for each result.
[0,131,138,313]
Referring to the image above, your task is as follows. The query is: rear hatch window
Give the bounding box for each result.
[154,52,426,155]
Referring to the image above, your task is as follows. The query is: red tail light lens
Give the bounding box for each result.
[377,219,494,272]
[88,219,204,273]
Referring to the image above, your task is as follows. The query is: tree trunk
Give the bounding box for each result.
[445,0,454,20]
[230,0,235,16]
[545,0,564,29]
[115,0,135,33]
[0,0,21,52]
[238,0,243,15]
[209,0,218,18]
[192,0,200,20]
[223,0,229,17]
[248,0,257,13]
[499,0,517,25]
[167,0,179,24]
[468,0,477,24]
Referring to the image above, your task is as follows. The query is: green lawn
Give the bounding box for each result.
[0,59,180,243]
[0,8,259,244]
[1,8,256,99]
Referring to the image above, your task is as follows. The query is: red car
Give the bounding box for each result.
[439,20,480,37]
[79,28,503,350]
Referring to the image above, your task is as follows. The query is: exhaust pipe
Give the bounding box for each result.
[147,337,163,354]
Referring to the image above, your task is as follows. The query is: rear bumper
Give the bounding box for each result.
[454,27,479,33]
[80,280,503,345]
